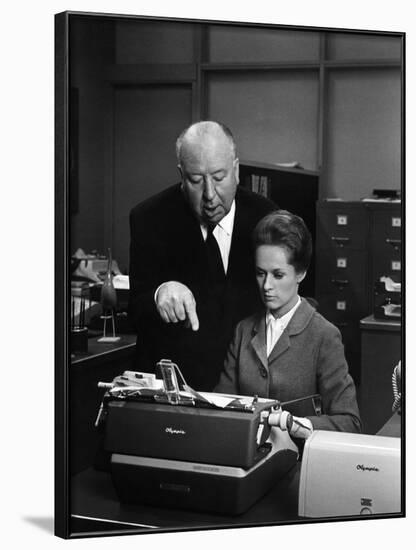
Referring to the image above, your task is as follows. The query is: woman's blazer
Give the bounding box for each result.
[215,298,361,432]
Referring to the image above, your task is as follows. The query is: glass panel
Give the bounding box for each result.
[208,25,320,63]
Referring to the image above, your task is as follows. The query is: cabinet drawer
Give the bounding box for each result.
[372,242,402,285]
[318,294,368,322]
[316,249,367,296]
[369,205,402,286]
[316,203,368,250]
[372,252,402,283]
[371,208,402,242]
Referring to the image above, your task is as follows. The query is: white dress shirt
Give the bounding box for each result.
[266,296,301,357]
[200,200,236,274]
[265,296,313,438]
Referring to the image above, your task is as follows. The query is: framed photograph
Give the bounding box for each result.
[55,10,404,539]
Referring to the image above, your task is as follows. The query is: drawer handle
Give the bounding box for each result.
[331,279,350,287]
[331,237,350,247]
[386,238,401,250]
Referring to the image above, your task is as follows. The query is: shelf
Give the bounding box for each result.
[240,159,319,177]
[323,59,401,69]
[360,315,401,331]
[201,61,320,71]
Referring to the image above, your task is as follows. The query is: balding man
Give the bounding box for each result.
[128,121,276,390]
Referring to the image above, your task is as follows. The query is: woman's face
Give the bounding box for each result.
[255,244,306,317]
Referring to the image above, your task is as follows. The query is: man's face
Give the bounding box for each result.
[179,134,239,226]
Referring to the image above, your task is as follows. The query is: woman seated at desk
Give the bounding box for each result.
[215,210,361,434]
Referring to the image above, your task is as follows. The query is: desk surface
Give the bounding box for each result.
[70,465,301,537]
[360,314,401,331]
[377,412,401,437]
[71,334,136,366]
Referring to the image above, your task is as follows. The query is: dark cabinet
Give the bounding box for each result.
[70,335,136,474]
[360,315,401,434]
[315,200,402,385]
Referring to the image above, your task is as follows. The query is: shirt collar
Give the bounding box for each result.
[266,296,301,328]
[200,200,235,238]
[216,200,235,236]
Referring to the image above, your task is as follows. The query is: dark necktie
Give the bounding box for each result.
[205,225,225,282]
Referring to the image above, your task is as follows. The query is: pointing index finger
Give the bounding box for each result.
[183,296,199,331]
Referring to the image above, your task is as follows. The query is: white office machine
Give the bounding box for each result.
[298,430,401,518]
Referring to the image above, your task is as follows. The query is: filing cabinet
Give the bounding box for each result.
[368,204,402,312]
[316,203,369,251]
[315,200,402,385]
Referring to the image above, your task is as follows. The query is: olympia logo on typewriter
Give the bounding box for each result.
[356,463,380,472]
[165,427,186,435]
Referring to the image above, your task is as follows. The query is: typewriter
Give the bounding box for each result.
[96,360,300,515]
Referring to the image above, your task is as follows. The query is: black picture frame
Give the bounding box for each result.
[55,10,405,540]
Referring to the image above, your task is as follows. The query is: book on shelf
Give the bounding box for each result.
[251,174,260,193]
[258,175,269,198]
[246,173,269,197]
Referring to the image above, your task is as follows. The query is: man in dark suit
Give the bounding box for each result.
[128,121,275,390]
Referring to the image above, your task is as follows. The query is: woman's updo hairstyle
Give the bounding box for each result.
[253,209,312,274]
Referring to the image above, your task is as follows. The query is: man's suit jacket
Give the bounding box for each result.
[215,298,361,432]
[128,183,275,390]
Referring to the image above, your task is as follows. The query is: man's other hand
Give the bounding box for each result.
[155,281,199,331]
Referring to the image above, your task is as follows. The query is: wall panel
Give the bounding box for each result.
[115,20,196,64]
[113,84,192,271]
[207,71,319,170]
[325,68,401,200]
[326,32,402,61]
[208,26,320,63]
[69,17,115,255]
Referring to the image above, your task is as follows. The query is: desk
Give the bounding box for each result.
[70,334,136,474]
[377,412,401,438]
[71,333,136,367]
[69,336,301,535]
[69,414,403,538]
[70,464,301,537]
[70,420,402,538]
[359,315,401,434]
[68,331,402,536]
